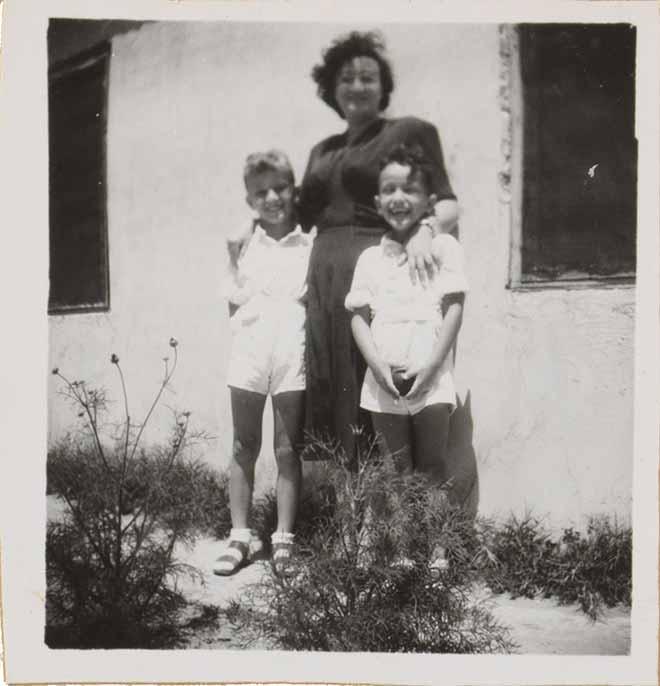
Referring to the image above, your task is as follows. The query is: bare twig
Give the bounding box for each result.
[54,372,111,474]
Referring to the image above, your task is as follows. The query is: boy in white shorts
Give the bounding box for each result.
[214,150,315,576]
[345,143,467,574]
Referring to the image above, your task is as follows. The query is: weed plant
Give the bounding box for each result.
[476,513,632,620]
[235,435,513,653]
[46,340,228,648]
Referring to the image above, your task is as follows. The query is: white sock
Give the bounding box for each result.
[229,527,252,543]
[271,531,294,562]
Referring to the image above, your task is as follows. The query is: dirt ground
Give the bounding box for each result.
[45,497,631,654]
[177,535,631,654]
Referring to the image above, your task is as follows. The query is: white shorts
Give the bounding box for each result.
[360,366,457,416]
[227,308,305,396]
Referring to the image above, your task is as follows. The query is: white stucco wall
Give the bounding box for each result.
[48,21,633,529]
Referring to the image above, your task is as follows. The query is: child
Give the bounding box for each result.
[345,143,468,573]
[214,150,315,576]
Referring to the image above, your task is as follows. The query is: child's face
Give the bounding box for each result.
[246,169,295,228]
[375,162,436,235]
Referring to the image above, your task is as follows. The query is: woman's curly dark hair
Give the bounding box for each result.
[311,31,394,119]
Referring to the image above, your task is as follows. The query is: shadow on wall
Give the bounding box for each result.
[446,391,479,518]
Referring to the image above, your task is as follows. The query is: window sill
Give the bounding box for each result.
[48,304,110,316]
[507,275,635,292]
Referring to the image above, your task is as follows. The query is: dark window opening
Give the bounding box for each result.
[48,41,110,313]
[519,24,637,282]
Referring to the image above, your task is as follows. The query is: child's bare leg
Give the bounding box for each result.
[272,390,305,532]
[371,412,413,473]
[229,387,267,529]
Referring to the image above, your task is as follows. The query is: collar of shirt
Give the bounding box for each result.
[253,224,308,246]
[380,233,408,260]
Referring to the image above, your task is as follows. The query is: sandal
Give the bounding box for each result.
[391,555,416,571]
[271,532,295,576]
[429,546,449,581]
[213,539,250,576]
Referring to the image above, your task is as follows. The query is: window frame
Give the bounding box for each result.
[48,41,111,315]
[501,24,636,291]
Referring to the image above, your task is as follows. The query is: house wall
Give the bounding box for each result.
[48,21,634,529]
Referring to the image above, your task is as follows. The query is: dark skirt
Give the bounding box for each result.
[304,225,384,460]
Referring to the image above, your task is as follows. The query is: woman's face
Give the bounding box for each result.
[334,56,383,123]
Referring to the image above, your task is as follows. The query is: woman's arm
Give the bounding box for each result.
[350,308,400,399]
[402,292,464,401]
[431,198,459,234]
[401,119,458,284]
[406,199,460,284]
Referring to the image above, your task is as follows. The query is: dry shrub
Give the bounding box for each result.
[46,341,230,647]
[235,438,513,653]
[476,513,632,620]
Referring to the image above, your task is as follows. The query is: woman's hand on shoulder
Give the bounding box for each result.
[403,222,439,287]
[403,200,460,285]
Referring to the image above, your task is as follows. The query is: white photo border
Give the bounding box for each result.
[1,1,658,684]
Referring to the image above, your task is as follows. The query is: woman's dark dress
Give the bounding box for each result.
[298,116,456,459]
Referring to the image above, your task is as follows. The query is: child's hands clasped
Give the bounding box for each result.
[398,361,438,402]
[370,358,400,400]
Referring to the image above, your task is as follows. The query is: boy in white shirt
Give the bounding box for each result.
[214,150,315,576]
[345,143,468,575]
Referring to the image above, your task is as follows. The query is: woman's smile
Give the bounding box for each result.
[334,56,382,124]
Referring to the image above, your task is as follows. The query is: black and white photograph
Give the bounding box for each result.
[1,1,658,684]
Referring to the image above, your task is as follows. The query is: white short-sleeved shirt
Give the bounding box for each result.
[224,224,316,395]
[345,232,468,415]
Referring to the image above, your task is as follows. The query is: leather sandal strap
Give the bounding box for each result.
[217,539,249,561]
[212,539,250,576]
[272,541,294,558]
[227,539,250,554]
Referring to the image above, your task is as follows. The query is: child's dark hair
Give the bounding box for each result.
[243,149,295,189]
[379,143,434,192]
[311,31,394,119]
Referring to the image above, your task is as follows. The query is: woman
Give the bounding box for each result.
[298,31,458,459]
